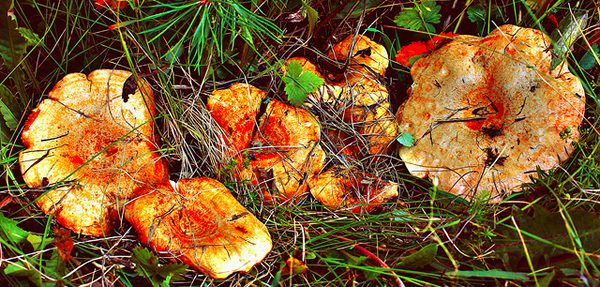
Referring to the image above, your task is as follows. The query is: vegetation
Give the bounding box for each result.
[1,0,599,286]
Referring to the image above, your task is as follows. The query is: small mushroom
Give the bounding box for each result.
[244,99,325,201]
[207,83,266,153]
[289,51,399,156]
[125,177,272,279]
[328,34,389,77]
[396,25,586,201]
[19,70,168,236]
[308,166,398,212]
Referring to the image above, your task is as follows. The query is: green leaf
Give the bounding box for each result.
[396,132,415,147]
[302,1,319,37]
[283,60,324,106]
[579,43,599,70]
[398,243,438,268]
[0,213,30,245]
[394,1,441,33]
[16,27,41,46]
[4,261,43,287]
[448,269,528,281]
[0,1,37,70]
[466,5,485,23]
[550,12,588,70]
[0,84,20,133]
[4,262,35,277]
[27,233,52,251]
[159,274,172,287]
[132,246,188,286]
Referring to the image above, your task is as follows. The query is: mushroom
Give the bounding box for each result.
[308,165,398,212]
[125,177,272,279]
[244,99,326,201]
[396,24,586,201]
[328,34,389,77]
[207,83,266,153]
[288,35,399,156]
[19,70,168,236]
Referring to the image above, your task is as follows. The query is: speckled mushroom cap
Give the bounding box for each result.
[396,24,585,201]
[125,178,272,279]
[19,70,168,236]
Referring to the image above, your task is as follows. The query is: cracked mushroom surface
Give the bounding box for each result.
[19,70,168,236]
[125,177,272,279]
[396,25,585,201]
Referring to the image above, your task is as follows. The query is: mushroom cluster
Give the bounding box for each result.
[20,70,271,278]
[396,24,585,201]
[208,87,326,202]
[207,35,400,211]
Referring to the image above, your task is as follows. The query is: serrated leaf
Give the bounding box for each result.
[394,1,441,33]
[132,246,188,286]
[396,132,414,147]
[16,27,41,46]
[283,60,324,106]
[0,1,36,70]
[302,2,318,38]
[466,5,486,23]
[398,243,438,268]
[285,60,303,78]
[579,43,599,70]
[550,12,588,70]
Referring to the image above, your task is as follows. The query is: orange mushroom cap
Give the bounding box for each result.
[244,99,325,201]
[125,178,272,279]
[308,166,398,213]
[396,25,585,201]
[19,70,168,236]
[207,83,266,154]
[328,34,389,76]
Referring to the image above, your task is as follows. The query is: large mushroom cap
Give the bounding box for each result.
[396,25,585,201]
[19,70,168,236]
[125,177,272,279]
[309,166,398,212]
[207,83,266,153]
